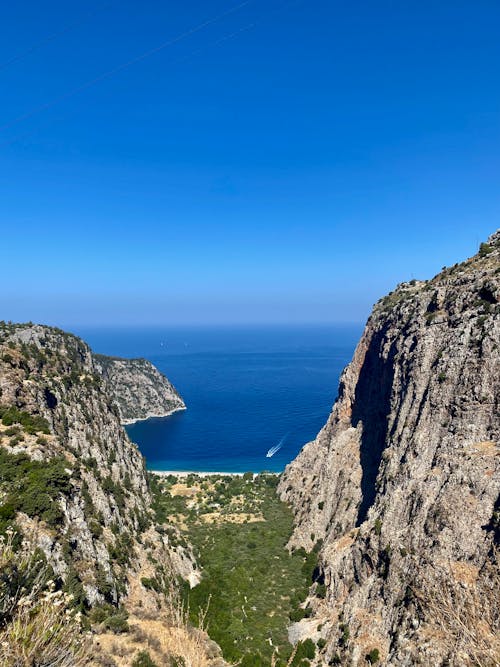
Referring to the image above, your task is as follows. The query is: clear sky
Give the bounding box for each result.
[1,0,499,326]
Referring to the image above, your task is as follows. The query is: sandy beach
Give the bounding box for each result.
[150,470,278,478]
[122,405,186,426]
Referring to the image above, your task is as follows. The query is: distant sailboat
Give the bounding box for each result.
[266,432,289,458]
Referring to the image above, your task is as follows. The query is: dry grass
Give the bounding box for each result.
[170,483,200,498]
[89,547,218,667]
[92,592,216,667]
[0,530,88,667]
[414,552,500,667]
[465,441,499,457]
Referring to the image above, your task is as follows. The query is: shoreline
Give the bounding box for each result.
[150,470,279,478]
[122,404,186,426]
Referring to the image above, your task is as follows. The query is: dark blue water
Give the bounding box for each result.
[73,325,360,472]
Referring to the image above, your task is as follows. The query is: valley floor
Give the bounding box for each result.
[150,472,321,667]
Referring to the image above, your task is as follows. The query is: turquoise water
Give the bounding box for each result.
[74,325,360,472]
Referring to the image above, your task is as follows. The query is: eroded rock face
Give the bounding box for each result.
[94,354,185,424]
[0,324,194,605]
[279,232,500,665]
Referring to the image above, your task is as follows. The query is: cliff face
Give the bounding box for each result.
[0,323,228,666]
[94,354,185,424]
[279,233,500,665]
[0,324,193,606]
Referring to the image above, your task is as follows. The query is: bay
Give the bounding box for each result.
[74,325,361,472]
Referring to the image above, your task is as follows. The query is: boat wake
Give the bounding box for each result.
[266,433,289,458]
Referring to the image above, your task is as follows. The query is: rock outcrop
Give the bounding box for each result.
[279,233,500,665]
[94,354,185,424]
[0,324,194,606]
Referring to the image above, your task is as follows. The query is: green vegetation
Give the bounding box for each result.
[366,648,380,663]
[132,651,159,667]
[0,405,50,435]
[293,638,315,663]
[376,287,416,314]
[339,622,350,647]
[151,473,318,666]
[90,602,129,633]
[316,582,327,599]
[479,242,493,257]
[0,448,71,528]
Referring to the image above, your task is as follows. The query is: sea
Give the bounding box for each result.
[73,325,361,473]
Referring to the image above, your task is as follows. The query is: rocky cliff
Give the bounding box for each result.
[279,233,500,666]
[0,323,227,666]
[0,324,195,603]
[94,354,185,424]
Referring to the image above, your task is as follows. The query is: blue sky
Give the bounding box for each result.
[1,0,499,326]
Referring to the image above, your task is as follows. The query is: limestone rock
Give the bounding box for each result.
[0,324,195,606]
[279,232,500,665]
[94,354,185,424]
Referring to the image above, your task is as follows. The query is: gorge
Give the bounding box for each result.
[0,232,498,666]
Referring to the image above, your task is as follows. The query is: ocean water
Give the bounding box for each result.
[74,325,361,473]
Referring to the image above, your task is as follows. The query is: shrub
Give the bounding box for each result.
[316,583,327,599]
[479,242,493,257]
[63,568,87,612]
[101,476,126,510]
[294,638,315,662]
[289,607,306,622]
[0,449,70,527]
[366,648,380,663]
[96,568,114,602]
[132,651,158,667]
[0,405,50,435]
[141,577,161,593]
[108,532,134,566]
[102,610,129,634]
[301,548,319,582]
[339,623,350,647]
[89,603,116,624]
[89,519,103,539]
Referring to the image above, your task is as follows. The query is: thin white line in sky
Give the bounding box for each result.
[0,0,302,146]
[0,1,251,132]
